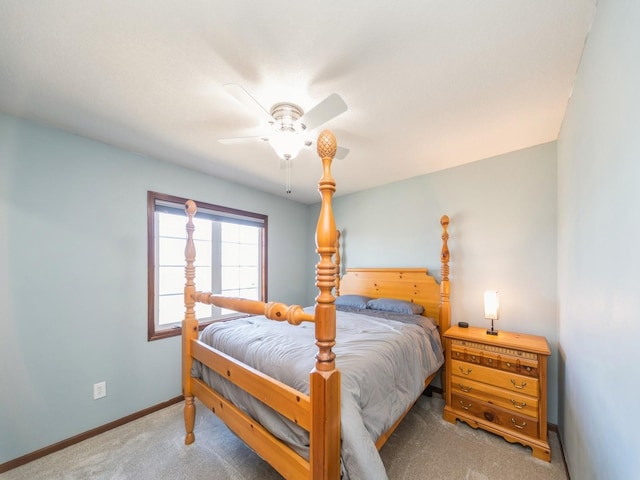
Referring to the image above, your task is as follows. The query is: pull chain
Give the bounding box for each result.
[285,155,292,194]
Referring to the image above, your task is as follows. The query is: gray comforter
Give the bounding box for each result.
[191,306,444,480]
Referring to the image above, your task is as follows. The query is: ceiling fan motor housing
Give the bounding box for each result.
[270,103,304,133]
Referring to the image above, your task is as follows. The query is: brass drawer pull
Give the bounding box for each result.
[510,399,527,409]
[458,383,472,393]
[506,362,513,368]
[511,418,527,429]
[510,379,527,389]
[459,400,472,410]
[459,366,472,375]
[470,354,477,360]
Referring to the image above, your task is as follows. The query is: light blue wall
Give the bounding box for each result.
[0,113,310,464]
[557,1,640,479]
[308,142,559,421]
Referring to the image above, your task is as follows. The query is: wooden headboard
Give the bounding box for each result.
[339,268,441,320]
[336,215,451,340]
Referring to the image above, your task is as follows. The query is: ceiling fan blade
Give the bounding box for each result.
[223,83,274,124]
[335,146,350,160]
[296,93,347,131]
[218,135,268,145]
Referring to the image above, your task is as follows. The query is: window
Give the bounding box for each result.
[147,192,267,340]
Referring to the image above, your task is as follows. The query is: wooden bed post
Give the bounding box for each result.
[183,200,198,445]
[334,230,341,297]
[439,215,451,393]
[439,215,451,339]
[310,130,341,480]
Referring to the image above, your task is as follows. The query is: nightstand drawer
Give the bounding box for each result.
[452,359,539,397]
[451,374,539,418]
[450,348,482,364]
[451,393,539,438]
[500,357,539,377]
[451,342,539,376]
[482,354,499,369]
[519,361,539,378]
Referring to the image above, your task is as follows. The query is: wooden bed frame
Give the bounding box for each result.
[181,130,451,479]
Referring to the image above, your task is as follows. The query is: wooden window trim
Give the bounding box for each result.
[147,191,268,341]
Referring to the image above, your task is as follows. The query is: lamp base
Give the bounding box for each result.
[486,318,498,335]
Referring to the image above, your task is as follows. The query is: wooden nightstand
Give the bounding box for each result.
[443,325,551,461]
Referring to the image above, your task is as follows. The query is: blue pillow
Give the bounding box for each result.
[366,298,424,315]
[334,295,371,309]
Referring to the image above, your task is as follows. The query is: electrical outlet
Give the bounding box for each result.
[93,381,107,400]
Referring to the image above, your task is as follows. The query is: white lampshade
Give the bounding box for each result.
[484,290,499,320]
[269,130,304,160]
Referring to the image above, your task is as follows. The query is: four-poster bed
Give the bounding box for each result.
[181,130,451,479]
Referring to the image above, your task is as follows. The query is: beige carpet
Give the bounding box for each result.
[1,394,568,479]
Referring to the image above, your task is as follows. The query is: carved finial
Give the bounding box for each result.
[185,200,197,217]
[317,130,337,159]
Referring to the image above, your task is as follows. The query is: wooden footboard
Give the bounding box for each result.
[182,130,341,480]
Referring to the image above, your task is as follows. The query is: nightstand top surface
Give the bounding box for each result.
[444,325,550,355]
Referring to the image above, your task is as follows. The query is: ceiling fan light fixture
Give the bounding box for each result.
[269,129,305,160]
[269,102,305,160]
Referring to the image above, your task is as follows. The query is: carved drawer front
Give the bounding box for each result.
[451,393,539,438]
[451,359,539,397]
[451,339,539,376]
[500,357,520,374]
[451,375,539,418]
[482,352,500,369]
[450,346,484,365]
[451,348,468,362]
[465,351,482,364]
[499,356,538,377]
[518,360,539,378]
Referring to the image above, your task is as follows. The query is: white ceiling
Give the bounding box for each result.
[0,1,597,204]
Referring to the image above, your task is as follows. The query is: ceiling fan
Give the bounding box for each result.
[218,83,350,162]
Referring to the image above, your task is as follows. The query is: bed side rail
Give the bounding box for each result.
[191,378,310,479]
[191,338,312,430]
